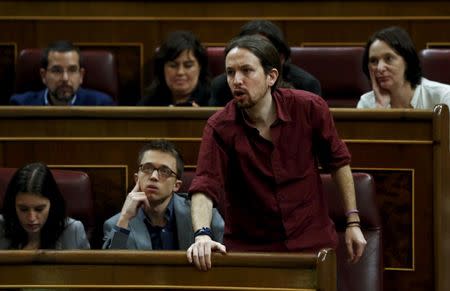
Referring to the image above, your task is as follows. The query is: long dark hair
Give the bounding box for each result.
[2,162,67,249]
[140,30,210,106]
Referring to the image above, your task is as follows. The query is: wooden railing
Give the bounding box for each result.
[0,249,336,290]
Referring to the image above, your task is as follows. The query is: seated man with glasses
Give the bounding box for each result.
[10,40,114,105]
[103,140,224,250]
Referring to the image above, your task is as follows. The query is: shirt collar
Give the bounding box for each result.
[272,89,291,122]
[138,195,175,227]
[44,88,78,105]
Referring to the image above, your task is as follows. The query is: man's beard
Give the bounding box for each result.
[235,92,257,109]
[236,98,256,109]
[49,85,75,104]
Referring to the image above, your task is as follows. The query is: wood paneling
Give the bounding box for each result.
[0,106,448,291]
[360,169,414,269]
[1,1,450,17]
[0,43,15,105]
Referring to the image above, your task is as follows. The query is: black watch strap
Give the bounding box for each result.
[194,227,213,239]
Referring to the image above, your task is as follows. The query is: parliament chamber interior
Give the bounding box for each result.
[0,0,449,290]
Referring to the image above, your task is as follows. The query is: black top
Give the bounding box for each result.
[208,62,322,106]
[138,83,211,106]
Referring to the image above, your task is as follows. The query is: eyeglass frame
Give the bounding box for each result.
[138,162,178,180]
[46,65,81,76]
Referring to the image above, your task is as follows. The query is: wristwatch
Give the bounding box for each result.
[194,227,213,239]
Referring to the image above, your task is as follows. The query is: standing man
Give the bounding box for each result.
[187,35,366,270]
[10,40,114,106]
[103,140,223,250]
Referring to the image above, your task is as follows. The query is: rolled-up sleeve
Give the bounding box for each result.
[188,123,229,207]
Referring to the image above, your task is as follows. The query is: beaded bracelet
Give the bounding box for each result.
[345,209,360,217]
[346,221,361,228]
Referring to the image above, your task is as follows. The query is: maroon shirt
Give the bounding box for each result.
[189,88,350,251]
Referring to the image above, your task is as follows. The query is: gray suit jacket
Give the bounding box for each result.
[0,215,90,249]
[102,193,224,250]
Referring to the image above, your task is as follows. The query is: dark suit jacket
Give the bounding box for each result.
[10,88,115,105]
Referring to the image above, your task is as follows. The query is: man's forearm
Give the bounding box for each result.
[331,165,359,218]
[191,192,213,231]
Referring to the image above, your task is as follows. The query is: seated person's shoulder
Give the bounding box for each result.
[209,73,232,106]
[61,217,90,249]
[76,88,115,105]
[356,91,376,109]
[10,90,46,105]
[283,62,322,95]
[174,192,190,206]
[0,215,9,249]
[104,212,121,227]
[422,78,450,91]
[422,78,450,106]
[65,217,85,229]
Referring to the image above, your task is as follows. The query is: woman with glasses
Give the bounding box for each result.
[0,162,90,249]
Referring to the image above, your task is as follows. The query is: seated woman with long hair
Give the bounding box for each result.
[138,30,211,107]
[0,162,90,249]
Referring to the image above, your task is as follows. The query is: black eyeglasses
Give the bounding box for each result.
[138,163,177,179]
[47,65,80,76]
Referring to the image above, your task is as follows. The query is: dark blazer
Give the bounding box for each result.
[102,193,224,250]
[0,216,90,249]
[138,83,211,107]
[10,88,115,106]
[208,62,322,106]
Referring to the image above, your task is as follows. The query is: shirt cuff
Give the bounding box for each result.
[113,225,130,235]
